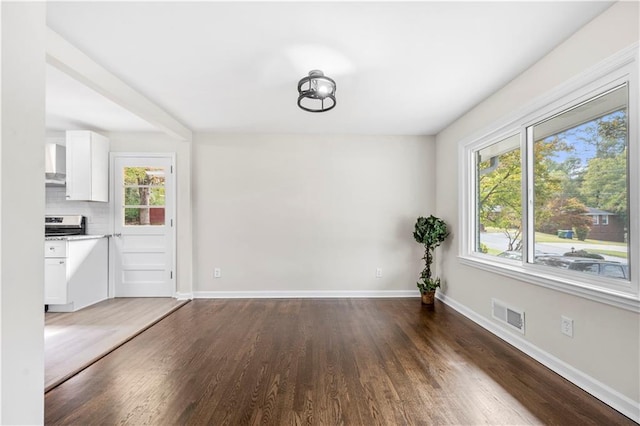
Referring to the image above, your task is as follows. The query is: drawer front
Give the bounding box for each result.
[44,240,67,258]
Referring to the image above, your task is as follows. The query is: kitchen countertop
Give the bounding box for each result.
[45,234,110,241]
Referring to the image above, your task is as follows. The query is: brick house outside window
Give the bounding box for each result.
[584,207,625,243]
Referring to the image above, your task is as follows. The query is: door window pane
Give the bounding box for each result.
[124,207,166,226]
[123,166,166,226]
[530,85,629,277]
[476,134,522,258]
[124,167,165,185]
[149,208,165,225]
[124,187,165,206]
[125,207,141,225]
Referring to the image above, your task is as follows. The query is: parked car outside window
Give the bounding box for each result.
[496,251,629,280]
[536,256,629,280]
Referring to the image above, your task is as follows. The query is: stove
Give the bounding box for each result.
[45,215,87,237]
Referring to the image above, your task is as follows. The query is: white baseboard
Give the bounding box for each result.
[436,292,640,423]
[193,290,418,299]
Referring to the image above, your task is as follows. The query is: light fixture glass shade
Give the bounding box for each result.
[297,70,336,112]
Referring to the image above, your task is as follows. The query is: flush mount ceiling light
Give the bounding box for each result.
[297,70,336,113]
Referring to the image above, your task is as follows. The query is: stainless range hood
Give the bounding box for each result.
[45,143,66,186]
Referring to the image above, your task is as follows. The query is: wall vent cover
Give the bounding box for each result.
[492,298,525,334]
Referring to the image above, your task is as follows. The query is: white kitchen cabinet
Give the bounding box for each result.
[44,239,67,257]
[45,237,109,312]
[44,258,68,304]
[65,130,110,202]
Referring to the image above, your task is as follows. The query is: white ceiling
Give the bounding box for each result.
[46,1,613,136]
[46,64,158,132]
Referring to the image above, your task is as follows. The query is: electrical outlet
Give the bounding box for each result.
[561,315,573,337]
[376,268,382,278]
[214,268,221,278]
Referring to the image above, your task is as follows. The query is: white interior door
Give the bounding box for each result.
[112,155,175,297]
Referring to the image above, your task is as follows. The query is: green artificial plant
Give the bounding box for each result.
[413,215,450,293]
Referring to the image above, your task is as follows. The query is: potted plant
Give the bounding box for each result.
[413,215,449,305]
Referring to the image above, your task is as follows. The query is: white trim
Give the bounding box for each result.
[458,44,639,310]
[46,28,192,141]
[459,255,639,312]
[193,290,419,299]
[437,292,640,423]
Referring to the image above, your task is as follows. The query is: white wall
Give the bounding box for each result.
[0,2,46,424]
[193,133,434,295]
[45,187,111,234]
[108,132,193,295]
[435,1,639,417]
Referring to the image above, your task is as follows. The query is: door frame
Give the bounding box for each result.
[109,152,177,298]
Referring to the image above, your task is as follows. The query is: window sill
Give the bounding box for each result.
[458,255,640,312]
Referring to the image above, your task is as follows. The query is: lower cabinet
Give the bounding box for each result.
[45,238,108,312]
[44,258,68,304]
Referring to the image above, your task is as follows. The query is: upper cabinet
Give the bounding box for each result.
[65,130,110,202]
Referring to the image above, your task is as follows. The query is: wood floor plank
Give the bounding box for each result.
[45,299,635,425]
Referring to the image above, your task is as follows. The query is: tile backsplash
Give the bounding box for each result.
[45,186,111,235]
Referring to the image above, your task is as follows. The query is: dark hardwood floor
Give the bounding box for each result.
[45,299,634,425]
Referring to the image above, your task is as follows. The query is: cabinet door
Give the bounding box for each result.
[90,132,109,202]
[44,259,68,304]
[66,131,92,201]
[65,130,109,202]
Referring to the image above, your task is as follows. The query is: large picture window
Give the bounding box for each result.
[530,85,629,277]
[461,48,638,308]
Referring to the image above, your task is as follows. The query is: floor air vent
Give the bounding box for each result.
[492,298,525,334]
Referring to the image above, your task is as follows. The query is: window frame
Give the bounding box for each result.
[459,45,639,312]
